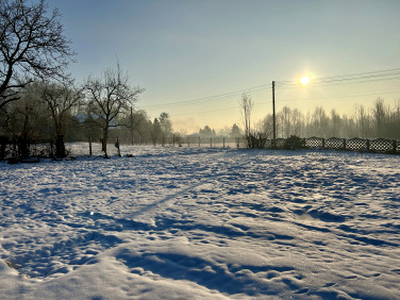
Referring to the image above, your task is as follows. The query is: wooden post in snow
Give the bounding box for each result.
[89,137,92,156]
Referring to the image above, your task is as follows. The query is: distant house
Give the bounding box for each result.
[75,113,120,129]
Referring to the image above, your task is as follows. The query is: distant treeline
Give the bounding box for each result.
[0,80,241,159]
[257,99,400,139]
[1,80,399,160]
[0,81,173,145]
[1,81,399,151]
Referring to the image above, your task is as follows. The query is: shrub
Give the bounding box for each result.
[246,131,268,149]
[284,135,305,150]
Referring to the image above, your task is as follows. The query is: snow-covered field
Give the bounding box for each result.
[1,144,399,299]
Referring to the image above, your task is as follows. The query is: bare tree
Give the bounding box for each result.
[329,109,342,137]
[354,104,371,138]
[310,106,329,137]
[257,115,272,135]
[279,106,291,138]
[239,92,253,146]
[42,82,83,157]
[393,100,400,138]
[373,98,387,137]
[5,83,50,158]
[0,0,74,110]
[291,108,303,137]
[239,93,269,148]
[85,64,144,157]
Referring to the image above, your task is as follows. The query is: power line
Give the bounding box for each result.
[137,84,268,108]
[277,68,400,87]
[278,89,400,103]
[165,87,400,117]
[137,67,400,111]
[171,105,239,117]
[315,68,400,82]
[161,89,400,118]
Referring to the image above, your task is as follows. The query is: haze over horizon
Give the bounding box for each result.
[49,0,400,134]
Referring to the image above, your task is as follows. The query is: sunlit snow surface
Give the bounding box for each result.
[1,144,399,299]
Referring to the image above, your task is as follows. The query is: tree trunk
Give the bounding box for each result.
[0,136,7,161]
[19,115,31,159]
[102,126,109,157]
[55,134,66,158]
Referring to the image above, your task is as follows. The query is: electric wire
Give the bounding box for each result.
[277,68,400,88]
[137,84,269,108]
[278,90,400,103]
[160,88,400,116]
[137,68,400,115]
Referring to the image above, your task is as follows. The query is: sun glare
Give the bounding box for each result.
[300,76,310,85]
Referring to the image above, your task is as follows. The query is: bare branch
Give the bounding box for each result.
[0,0,75,109]
[84,63,144,156]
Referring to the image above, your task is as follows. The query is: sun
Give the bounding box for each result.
[300,76,310,85]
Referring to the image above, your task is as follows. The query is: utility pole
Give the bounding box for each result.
[272,81,276,148]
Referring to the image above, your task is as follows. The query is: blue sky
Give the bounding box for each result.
[48,0,400,133]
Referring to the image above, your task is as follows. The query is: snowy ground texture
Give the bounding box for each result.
[1,144,399,299]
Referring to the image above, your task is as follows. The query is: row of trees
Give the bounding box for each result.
[1,58,149,158]
[0,0,244,160]
[259,99,400,139]
[196,124,241,138]
[0,0,150,158]
[1,75,189,158]
[241,93,400,148]
[1,0,77,159]
[117,111,174,146]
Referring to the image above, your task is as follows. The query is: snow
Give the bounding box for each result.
[1,144,399,299]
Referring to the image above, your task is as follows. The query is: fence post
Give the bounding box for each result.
[343,138,347,150]
[198,136,201,147]
[393,140,397,153]
[366,139,370,152]
[187,136,190,147]
[89,136,92,156]
[0,136,7,161]
[210,137,212,147]
[115,137,121,157]
[223,137,225,148]
[322,138,325,149]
